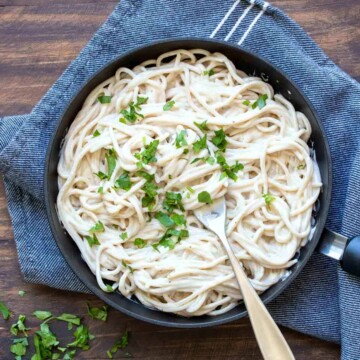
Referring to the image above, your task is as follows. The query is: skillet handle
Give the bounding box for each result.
[341,236,360,277]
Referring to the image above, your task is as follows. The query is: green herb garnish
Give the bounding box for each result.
[10,314,29,336]
[155,212,175,228]
[106,331,129,359]
[216,153,244,181]
[18,290,25,297]
[194,120,209,132]
[171,213,186,226]
[33,310,53,321]
[163,100,175,111]
[134,238,146,248]
[120,232,128,240]
[97,95,112,104]
[67,324,94,351]
[120,97,148,123]
[0,301,11,320]
[98,186,104,194]
[93,130,101,137]
[57,313,81,326]
[141,181,158,210]
[105,284,115,293]
[85,234,100,247]
[115,172,132,191]
[122,260,134,273]
[186,186,194,193]
[105,148,117,179]
[10,337,28,358]
[198,191,213,204]
[163,192,185,212]
[297,164,305,170]
[89,220,105,233]
[211,129,227,151]
[203,69,215,76]
[263,193,275,206]
[242,100,250,106]
[175,130,187,148]
[135,139,159,168]
[193,134,207,154]
[87,304,108,322]
[252,94,268,110]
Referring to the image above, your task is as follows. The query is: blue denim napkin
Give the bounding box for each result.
[1,1,359,358]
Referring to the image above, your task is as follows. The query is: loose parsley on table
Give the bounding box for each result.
[0,301,11,320]
[87,304,108,322]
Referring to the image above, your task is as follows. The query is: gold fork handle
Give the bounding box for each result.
[219,234,295,360]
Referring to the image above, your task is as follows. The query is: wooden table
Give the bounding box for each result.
[0,1,359,358]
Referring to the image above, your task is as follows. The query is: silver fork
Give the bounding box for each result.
[194,197,295,360]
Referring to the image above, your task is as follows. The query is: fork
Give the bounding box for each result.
[194,197,295,360]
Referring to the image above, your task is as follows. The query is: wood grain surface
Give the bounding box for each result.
[0,0,359,358]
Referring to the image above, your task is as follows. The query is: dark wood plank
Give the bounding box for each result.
[1,0,357,358]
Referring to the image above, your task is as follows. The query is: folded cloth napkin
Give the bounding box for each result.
[1,0,359,358]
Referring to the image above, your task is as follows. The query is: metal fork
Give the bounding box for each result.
[194,197,295,360]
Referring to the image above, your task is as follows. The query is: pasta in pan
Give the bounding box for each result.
[57,49,321,316]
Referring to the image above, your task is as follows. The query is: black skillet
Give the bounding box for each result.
[45,38,360,328]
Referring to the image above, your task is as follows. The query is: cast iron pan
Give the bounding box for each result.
[45,38,332,328]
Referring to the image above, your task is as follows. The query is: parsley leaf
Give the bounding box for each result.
[10,314,29,336]
[152,228,189,251]
[122,260,134,273]
[107,331,129,359]
[141,181,158,210]
[194,120,209,132]
[89,220,105,233]
[297,164,305,170]
[163,192,184,212]
[137,171,154,182]
[35,322,59,358]
[98,186,104,194]
[242,100,250,106]
[33,310,53,321]
[10,337,28,358]
[18,290,26,297]
[85,234,100,247]
[163,100,175,111]
[98,95,112,104]
[105,284,115,293]
[186,186,194,193]
[263,193,275,206]
[115,172,132,191]
[120,232,128,240]
[211,129,227,151]
[93,130,101,137]
[57,314,81,326]
[135,139,159,168]
[175,130,188,148]
[193,134,207,154]
[95,171,108,180]
[134,238,146,248]
[252,94,268,110]
[106,148,117,179]
[216,153,244,181]
[87,304,108,322]
[0,301,11,320]
[120,97,148,123]
[67,324,94,351]
[155,212,175,228]
[171,213,186,226]
[198,191,213,204]
[203,69,215,76]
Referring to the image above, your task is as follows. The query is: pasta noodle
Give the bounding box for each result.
[57,49,321,316]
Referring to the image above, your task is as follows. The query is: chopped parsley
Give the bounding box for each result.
[242,100,250,106]
[134,238,146,248]
[106,331,129,359]
[10,337,28,358]
[163,192,185,212]
[193,134,208,154]
[89,220,105,233]
[155,212,175,228]
[0,301,11,320]
[18,290,26,297]
[120,232,128,240]
[175,130,187,148]
[136,170,155,182]
[183,148,189,155]
[87,304,108,322]
[141,180,158,210]
[93,130,101,137]
[163,100,175,111]
[85,234,100,247]
[263,193,275,206]
[186,186,194,193]
[120,96,148,123]
[98,186,104,194]
[152,229,189,251]
[252,94,268,110]
[115,172,132,191]
[171,213,186,226]
[96,148,117,180]
[135,139,159,168]
[97,95,112,104]
[198,191,213,204]
[203,69,215,76]
[211,129,227,152]
[33,310,53,321]
[216,153,244,181]
[95,171,108,180]
[57,313,81,327]
[122,260,134,273]
[67,324,94,351]
[105,284,115,293]
[194,120,209,132]
[10,314,29,336]
[297,164,305,170]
